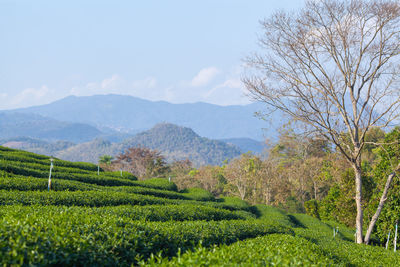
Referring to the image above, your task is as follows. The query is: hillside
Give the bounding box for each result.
[7,94,282,140]
[0,112,103,143]
[221,137,267,154]
[0,146,399,265]
[0,137,75,156]
[55,123,243,166]
[121,123,242,165]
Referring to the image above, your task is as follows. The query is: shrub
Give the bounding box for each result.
[0,206,292,266]
[304,199,320,219]
[140,178,178,192]
[180,187,215,201]
[144,234,336,266]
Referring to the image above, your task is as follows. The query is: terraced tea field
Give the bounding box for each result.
[1,146,399,266]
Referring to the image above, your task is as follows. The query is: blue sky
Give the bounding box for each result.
[0,0,303,109]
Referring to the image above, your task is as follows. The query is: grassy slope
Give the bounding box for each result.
[1,146,399,266]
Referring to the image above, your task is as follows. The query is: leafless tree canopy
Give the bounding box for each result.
[244,0,400,162]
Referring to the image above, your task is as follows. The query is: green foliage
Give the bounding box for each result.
[365,128,400,245]
[304,199,320,219]
[253,204,295,227]
[0,173,97,192]
[144,234,336,266]
[180,187,215,201]
[292,214,400,266]
[99,154,114,165]
[2,146,400,265]
[319,167,375,227]
[280,196,305,213]
[140,178,178,191]
[0,148,98,171]
[217,197,251,210]
[0,204,250,223]
[0,206,291,266]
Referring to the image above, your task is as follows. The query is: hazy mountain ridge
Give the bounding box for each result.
[220,138,267,154]
[8,94,280,140]
[2,123,245,166]
[0,112,102,143]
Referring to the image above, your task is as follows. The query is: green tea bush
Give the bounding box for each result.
[253,204,294,227]
[180,187,215,201]
[144,233,336,266]
[0,190,181,207]
[0,146,14,152]
[0,149,98,171]
[140,178,178,191]
[0,175,97,192]
[107,186,190,200]
[0,190,259,212]
[292,214,400,266]
[217,197,250,210]
[105,170,137,180]
[0,207,292,266]
[0,204,250,222]
[0,161,139,187]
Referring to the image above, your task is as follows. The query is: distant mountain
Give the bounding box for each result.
[0,137,75,156]
[121,123,242,165]
[8,94,282,140]
[221,138,267,154]
[0,112,102,143]
[2,123,243,166]
[56,138,119,163]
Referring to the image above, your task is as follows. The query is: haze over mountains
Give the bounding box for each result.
[0,94,277,165]
[1,123,244,166]
[8,94,280,140]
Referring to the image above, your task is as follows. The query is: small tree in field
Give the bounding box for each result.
[244,0,400,244]
[114,147,168,179]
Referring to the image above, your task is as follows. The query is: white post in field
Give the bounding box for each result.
[386,231,391,250]
[48,157,54,191]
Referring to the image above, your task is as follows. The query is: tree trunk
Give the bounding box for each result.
[364,163,400,244]
[313,180,318,200]
[353,163,364,244]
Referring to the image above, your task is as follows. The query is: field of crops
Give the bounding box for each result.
[1,146,400,266]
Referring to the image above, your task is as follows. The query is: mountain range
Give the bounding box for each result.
[1,123,245,166]
[0,94,278,165]
[7,94,282,140]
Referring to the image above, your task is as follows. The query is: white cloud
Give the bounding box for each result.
[11,86,50,106]
[203,78,249,106]
[1,65,252,110]
[190,67,220,87]
[132,77,157,89]
[70,75,159,98]
[70,74,126,96]
[101,74,123,90]
[0,85,60,110]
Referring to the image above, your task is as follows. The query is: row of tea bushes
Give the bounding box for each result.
[0,175,98,192]
[0,207,291,266]
[0,148,98,171]
[0,204,254,223]
[144,233,336,266]
[0,160,139,186]
[0,190,254,212]
[292,214,400,266]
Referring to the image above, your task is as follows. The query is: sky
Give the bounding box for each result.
[0,0,303,110]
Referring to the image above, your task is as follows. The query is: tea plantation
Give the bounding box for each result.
[1,146,400,266]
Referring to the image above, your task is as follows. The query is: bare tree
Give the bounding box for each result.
[113,146,168,179]
[224,154,261,200]
[244,0,400,244]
